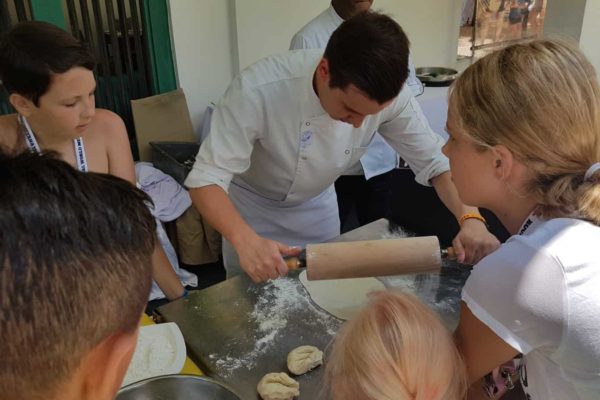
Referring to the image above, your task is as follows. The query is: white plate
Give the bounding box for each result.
[121,322,187,387]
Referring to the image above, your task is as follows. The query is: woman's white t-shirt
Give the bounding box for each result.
[462,217,600,400]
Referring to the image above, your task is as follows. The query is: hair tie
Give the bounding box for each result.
[584,163,600,182]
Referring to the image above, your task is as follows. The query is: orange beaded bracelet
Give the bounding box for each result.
[459,213,487,226]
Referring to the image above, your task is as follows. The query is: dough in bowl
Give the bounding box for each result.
[287,345,323,375]
[257,372,300,400]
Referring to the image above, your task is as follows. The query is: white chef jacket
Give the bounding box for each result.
[463,216,600,399]
[289,5,423,178]
[185,49,447,203]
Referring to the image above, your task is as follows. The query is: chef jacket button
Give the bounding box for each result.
[345,149,350,154]
[305,122,310,126]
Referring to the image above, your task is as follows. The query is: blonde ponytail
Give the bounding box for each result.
[577,173,600,224]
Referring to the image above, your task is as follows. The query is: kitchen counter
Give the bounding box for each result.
[156,219,470,399]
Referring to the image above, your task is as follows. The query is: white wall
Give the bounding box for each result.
[543,0,587,42]
[234,0,464,70]
[168,0,237,133]
[580,0,600,74]
[167,0,600,132]
[234,0,325,71]
[376,0,462,69]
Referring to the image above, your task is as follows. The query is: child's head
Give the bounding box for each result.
[445,39,600,223]
[0,151,156,400]
[0,20,95,105]
[0,21,96,137]
[326,291,467,400]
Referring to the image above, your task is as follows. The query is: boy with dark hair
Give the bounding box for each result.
[0,151,156,400]
[291,2,417,233]
[0,20,95,105]
[0,21,190,301]
[323,11,409,104]
[187,11,499,282]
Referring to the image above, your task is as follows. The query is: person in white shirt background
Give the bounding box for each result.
[186,12,499,282]
[290,0,423,233]
[447,39,600,399]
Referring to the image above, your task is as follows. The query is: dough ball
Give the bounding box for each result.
[287,345,323,375]
[257,372,300,400]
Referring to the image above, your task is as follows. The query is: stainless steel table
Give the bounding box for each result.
[156,219,470,400]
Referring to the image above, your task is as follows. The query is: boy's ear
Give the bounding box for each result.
[316,58,331,84]
[9,93,36,117]
[78,328,139,400]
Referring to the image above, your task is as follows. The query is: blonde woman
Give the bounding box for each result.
[446,40,600,399]
[326,291,467,400]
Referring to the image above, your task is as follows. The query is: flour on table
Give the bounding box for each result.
[210,276,340,378]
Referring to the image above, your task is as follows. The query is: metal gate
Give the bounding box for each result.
[0,0,32,114]
[65,0,152,157]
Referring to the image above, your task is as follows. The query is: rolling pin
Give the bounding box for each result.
[284,236,456,280]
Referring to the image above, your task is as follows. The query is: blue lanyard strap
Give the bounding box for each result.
[19,115,88,172]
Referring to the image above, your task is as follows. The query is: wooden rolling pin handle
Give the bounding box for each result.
[441,247,456,260]
[284,257,305,270]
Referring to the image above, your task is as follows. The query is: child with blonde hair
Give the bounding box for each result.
[446,39,600,399]
[326,291,467,400]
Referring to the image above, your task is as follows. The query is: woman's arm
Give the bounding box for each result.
[431,172,500,264]
[455,301,519,385]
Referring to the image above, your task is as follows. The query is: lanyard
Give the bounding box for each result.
[19,115,88,172]
[518,211,539,236]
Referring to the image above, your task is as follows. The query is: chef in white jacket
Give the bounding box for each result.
[290,0,423,230]
[186,12,499,282]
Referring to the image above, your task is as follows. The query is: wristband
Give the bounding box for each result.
[459,213,487,226]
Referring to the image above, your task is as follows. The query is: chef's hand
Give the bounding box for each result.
[236,233,302,283]
[452,218,500,265]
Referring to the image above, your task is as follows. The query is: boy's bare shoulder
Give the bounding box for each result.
[86,108,132,154]
[90,108,128,140]
[0,114,21,152]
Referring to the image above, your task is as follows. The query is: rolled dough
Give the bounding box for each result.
[299,270,385,320]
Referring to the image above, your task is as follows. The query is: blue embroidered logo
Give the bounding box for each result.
[300,131,313,149]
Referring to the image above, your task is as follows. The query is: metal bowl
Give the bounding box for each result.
[117,375,242,400]
[415,67,458,87]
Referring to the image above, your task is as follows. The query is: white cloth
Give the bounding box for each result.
[289,5,423,178]
[185,50,447,273]
[462,217,600,400]
[135,162,192,222]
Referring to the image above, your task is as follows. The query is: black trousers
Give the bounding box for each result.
[335,168,510,245]
[335,170,394,233]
